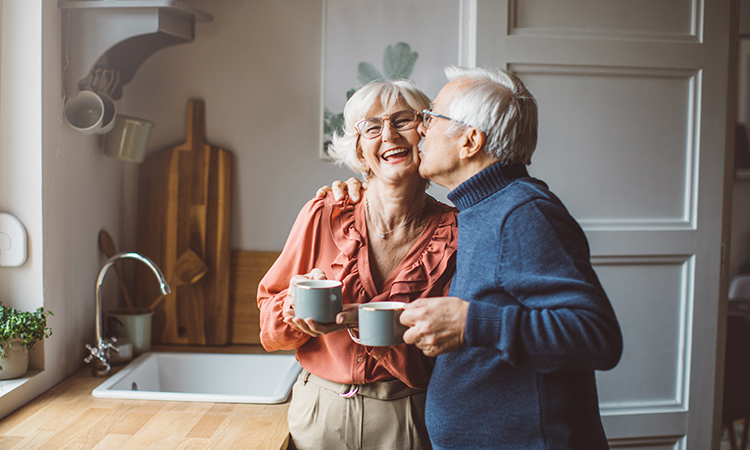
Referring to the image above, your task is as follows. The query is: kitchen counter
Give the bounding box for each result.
[0,345,291,449]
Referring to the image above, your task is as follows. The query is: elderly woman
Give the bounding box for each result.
[257,79,457,450]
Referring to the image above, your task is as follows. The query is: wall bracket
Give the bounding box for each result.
[59,1,212,100]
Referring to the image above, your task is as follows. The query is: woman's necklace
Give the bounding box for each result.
[365,197,426,239]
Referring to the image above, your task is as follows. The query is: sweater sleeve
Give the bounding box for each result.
[464,199,623,373]
[257,197,327,352]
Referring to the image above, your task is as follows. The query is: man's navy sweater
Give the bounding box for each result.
[426,162,623,450]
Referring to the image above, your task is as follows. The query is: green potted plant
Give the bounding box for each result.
[0,301,52,380]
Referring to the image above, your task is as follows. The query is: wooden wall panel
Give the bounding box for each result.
[229,251,281,345]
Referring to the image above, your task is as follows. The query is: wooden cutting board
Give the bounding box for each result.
[136,100,233,345]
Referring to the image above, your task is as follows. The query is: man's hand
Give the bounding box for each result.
[400,297,469,357]
[315,177,365,203]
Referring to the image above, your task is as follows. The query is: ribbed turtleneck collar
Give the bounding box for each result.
[447,162,530,212]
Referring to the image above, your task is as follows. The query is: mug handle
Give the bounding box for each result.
[348,328,362,345]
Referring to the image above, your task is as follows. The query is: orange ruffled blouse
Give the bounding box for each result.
[258,193,458,390]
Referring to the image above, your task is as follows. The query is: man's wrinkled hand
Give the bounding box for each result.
[315,177,365,203]
[400,297,469,357]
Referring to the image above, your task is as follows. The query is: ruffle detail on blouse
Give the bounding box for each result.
[328,196,457,303]
[391,207,457,297]
[329,198,361,265]
[328,197,366,302]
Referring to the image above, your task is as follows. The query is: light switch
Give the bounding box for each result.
[0,232,10,250]
[0,213,27,267]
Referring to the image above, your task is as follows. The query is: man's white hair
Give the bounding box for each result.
[442,66,538,165]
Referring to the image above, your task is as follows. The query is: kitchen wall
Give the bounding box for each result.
[0,0,126,419]
[117,0,450,254]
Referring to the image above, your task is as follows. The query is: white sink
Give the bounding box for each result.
[92,352,301,404]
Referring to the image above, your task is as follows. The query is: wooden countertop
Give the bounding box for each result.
[0,346,291,449]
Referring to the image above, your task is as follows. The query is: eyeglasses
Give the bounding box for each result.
[422,109,468,129]
[355,110,421,139]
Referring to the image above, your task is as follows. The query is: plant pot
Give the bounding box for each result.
[0,338,29,380]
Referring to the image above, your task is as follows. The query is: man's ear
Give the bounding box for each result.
[458,128,486,160]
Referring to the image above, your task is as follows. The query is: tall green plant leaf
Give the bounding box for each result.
[357,62,384,84]
[382,42,418,79]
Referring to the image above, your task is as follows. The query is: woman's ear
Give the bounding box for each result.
[356,146,370,174]
[458,128,486,160]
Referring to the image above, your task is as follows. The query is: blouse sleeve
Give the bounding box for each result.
[257,197,327,352]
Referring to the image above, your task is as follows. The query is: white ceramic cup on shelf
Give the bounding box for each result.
[103,115,155,163]
[97,92,117,134]
[63,90,117,135]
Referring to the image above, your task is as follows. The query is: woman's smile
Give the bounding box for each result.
[382,147,411,163]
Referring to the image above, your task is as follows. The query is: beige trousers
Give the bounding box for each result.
[287,369,432,450]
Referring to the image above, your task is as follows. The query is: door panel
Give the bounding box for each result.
[513,0,697,38]
[520,66,696,227]
[473,0,733,448]
[595,257,692,409]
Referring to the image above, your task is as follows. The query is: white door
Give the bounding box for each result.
[467,0,735,448]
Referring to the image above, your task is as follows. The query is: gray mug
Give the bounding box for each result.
[349,301,407,347]
[294,280,343,323]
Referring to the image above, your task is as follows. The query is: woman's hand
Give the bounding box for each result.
[282,268,327,319]
[315,177,365,203]
[284,303,359,337]
[282,268,358,337]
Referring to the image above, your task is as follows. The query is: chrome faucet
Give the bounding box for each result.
[85,252,171,376]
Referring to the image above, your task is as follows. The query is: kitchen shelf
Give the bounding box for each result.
[58,0,212,100]
[737,169,750,181]
[60,1,212,22]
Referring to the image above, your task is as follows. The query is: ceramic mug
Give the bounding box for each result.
[97,93,117,134]
[349,301,407,347]
[64,90,105,134]
[64,90,117,135]
[294,280,343,323]
[103,115,155,163]
[108,309,153,356]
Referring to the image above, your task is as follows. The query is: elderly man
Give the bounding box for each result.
[398,66,623,449]
[322,66,622,449]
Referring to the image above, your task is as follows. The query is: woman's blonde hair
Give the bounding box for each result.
[327,79,431,176]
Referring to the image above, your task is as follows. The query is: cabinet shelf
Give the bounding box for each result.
[58,0,212,100]
[736,169,750,181]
